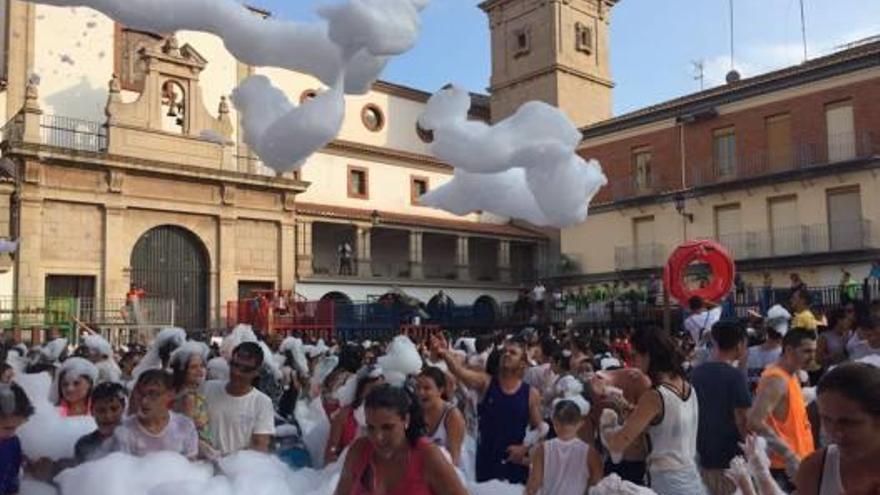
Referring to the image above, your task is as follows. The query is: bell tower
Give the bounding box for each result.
[480,0,618,128]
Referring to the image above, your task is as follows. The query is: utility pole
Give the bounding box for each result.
[691,60,705,91]
[799,0,808,61]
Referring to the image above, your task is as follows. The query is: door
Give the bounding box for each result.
[826,102,855,162]
[131,226,209,331]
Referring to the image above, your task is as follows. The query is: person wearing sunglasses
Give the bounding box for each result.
[204,341,276,455]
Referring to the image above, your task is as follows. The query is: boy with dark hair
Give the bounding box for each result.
[692,319,752,494]
[75,382,127,463]
[114,369,198,459]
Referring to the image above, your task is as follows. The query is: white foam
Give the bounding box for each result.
[375,336,422,386]
[417,85,607,228]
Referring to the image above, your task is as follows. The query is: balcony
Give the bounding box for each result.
[614,243,666,270]
[715,220,877,260]
[691,130,877,187]
[303,221,540,286]
[0,109,301,182]
[39,115,108,153]
[610,170,677,202]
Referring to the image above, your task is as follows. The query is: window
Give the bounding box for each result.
[575,22,593,54]
[765,113,792,170]
[768,195,798,256]
[512,26,531,57]
[825,100,855,162]
[714,204,742,255]
[347,166,369,199]
[411,176,429,205]
[416,121,434,143]
[827,187,863,251]
[299,89,318,104]
[713,127,737,178]
[361,104,385,132]
[631,148,652,191]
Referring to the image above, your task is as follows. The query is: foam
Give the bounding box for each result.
[417,85,607,228]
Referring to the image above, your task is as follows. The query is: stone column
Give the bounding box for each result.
[295,220,313,278]
[409,230,424,280]
[102,205,128,306]
[218,217,238,322]
[455,235,470,281]
[356,226,372,277]
[498,239,511,283]
[279,221,296,292]
[14,196,43,310]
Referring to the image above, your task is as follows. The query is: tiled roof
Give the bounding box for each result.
[296,202,546,240]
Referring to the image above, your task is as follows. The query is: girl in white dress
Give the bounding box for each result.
[525,399,603,495]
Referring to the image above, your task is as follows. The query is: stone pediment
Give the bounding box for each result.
[180,44,208,66]
[105,34,235,170]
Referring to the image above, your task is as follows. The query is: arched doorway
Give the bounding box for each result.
[321,291,354,326]
[473,295,499,326]
[131,225,209,331]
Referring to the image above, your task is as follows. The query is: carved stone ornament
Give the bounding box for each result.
[23,161,41,184]
[283,192,296,212]
[107,170,124,193]
[222,184,236,205]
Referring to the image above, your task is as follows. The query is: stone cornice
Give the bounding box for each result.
[5,142,310,193]
[325,139,452,172]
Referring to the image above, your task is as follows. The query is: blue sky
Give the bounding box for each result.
[252,0,880,115]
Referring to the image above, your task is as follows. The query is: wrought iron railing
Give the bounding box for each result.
[691,130,877,187]
[615,243,666,270]
[715,220,876,260]
[39,114,107,152]
[611,170,677,202]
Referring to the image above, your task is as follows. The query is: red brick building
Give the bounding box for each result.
[561,39,880,289]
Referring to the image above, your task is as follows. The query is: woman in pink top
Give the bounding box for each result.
[334,384,467,495]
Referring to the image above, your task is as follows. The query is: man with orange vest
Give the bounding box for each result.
[748,328,817,492]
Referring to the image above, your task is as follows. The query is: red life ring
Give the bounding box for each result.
[663,240,735,305]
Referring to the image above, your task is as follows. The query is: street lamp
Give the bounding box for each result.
[370,209,380,226]
[673,193,694,223]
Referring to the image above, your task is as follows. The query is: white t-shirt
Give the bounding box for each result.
[745,345,782,389]
[847,335,880,360]
[203,380,276,455]
[113,412,198,458]
[684,307,723,346]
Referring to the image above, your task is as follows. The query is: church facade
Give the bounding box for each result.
[0,0,593,331]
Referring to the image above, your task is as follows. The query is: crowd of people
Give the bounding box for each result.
[0,286,878,495]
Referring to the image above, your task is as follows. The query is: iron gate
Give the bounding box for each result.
[131,226,209,331]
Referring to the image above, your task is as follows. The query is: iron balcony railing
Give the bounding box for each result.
[715,220,876,260]
[39,114,108,152]
[611,170,677,202]
[614,243,666,271]
[691,130,877,187]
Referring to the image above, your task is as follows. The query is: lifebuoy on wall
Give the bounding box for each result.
[663,240,735,305]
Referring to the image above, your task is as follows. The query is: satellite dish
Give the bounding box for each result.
[726,70,741,84]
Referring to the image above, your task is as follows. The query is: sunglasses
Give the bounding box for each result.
[230,361,259,373]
